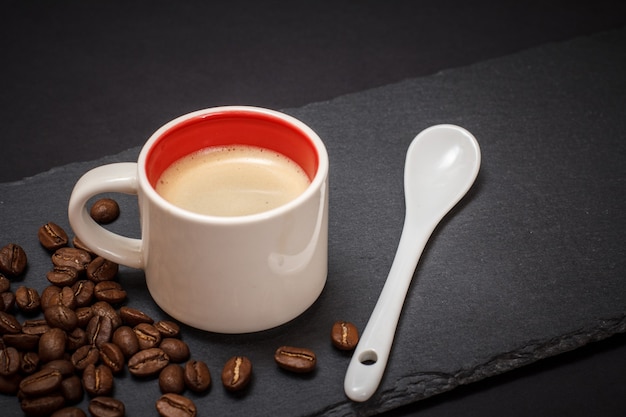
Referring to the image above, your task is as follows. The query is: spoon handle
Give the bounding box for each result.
[344,216,433,402]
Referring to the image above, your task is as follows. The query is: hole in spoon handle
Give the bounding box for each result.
[344,345,390,402]
[344,281,408,402]
[358,350,378,365]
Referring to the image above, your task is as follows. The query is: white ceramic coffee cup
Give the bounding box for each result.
[68,106,329,333]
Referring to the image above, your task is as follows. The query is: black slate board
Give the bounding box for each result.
[1,28,625,416]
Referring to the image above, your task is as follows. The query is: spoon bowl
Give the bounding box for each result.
[344,124,481,402]
[405,124,482,223]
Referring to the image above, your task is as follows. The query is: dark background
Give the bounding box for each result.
[2,1,626,416]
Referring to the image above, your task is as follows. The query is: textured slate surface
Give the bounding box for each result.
[1,28,625,416]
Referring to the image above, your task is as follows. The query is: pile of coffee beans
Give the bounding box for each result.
[1,198,361,416]
[0,229,214,417]
[0,207,212,417]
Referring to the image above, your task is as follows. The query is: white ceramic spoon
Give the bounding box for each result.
[344,124,481,402]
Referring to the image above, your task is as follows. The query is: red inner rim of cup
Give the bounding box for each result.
[145,110,319,190]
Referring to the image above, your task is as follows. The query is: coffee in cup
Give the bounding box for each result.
[156,144,311,217]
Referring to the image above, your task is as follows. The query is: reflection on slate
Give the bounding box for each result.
[1,28,625,416]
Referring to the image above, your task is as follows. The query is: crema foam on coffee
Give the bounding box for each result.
[156,145,310,216]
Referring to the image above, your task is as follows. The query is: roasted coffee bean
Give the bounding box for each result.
[67,327,88,351]
[119,306,153,327]
[3,333,40,350]
[0,311,22,334]
[21,318,50,335]
[184,359,211,393]
[42,359,76,377]
[52,247,91,274]
[0,345,20,376]
[19,367,63,396]
[59,286,78,309]
[159,338,190,363]
[39,327,68,363]
[331,320,359,351]
[75,307,94,328]
[42,285,77,310]
[112,326,139,359]
[45,304,78,332]
[60,374,83,404]
[21,351,40,374]
[91,301,122,330]
[72,280,95,307]
[20,394,65,417]
[155,320,180,338]
[0,243,28,277]
[51,406,87,417]
[221,356,251,392]
[87,257,119,283]
[134,323,161,350]
[89,396,125,417]
[90,198,120,224]
[67,327,89,352]
[99,342,125,374]
[274,346,316,373]
[159,364,185,394]
[38,222,69,251]
[155,393,197,417]
[83,363,114,396]
[47,266,80,287]
[15,286,41,314]
[86,315,113,347]
[41,286,61,310]
[72,284,93,309]
[1,291,15,312]
[128,347,169,377]
[71,345,100,372]
[0,273,10,292]
[94,281,126,304]
[0,372,22,394]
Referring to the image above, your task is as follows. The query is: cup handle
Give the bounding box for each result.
[68,162,144,269]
